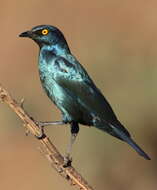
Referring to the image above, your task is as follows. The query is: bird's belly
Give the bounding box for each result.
[39,61,93,125]
[40,76,90,123]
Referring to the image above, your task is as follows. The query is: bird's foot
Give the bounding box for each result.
[28,118,46,139]
[63,154,72,167]
[34,121,46,139]
[34,121,46,128]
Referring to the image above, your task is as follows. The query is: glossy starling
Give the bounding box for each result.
[19,25,150,164]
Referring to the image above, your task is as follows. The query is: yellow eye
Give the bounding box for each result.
[42,29,49,35]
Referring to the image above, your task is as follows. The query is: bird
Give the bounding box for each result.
[19,25,151,165]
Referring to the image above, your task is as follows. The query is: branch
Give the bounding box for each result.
[0,84,94,190]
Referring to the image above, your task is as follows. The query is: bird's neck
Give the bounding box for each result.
[41,42,71,56]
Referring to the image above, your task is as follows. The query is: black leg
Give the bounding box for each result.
[63,122,79,167]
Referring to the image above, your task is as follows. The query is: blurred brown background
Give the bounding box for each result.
[0,0,156,190]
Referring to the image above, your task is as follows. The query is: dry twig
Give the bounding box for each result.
[0,84,94,190]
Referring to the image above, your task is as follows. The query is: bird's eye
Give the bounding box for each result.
[42,29,49,35]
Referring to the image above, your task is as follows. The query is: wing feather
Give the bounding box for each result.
[53,56,118,123]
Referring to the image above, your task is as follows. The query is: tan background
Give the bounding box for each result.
[0,0,156,189]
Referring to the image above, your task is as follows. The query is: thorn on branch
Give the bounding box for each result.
[20,97,25,108]
[0,89,7,102]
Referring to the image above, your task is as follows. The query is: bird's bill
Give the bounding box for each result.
[19,31,32,38]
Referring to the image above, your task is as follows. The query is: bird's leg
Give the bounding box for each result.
[34,120,66,139]
[36,120,66,127]
[35,113,68,128]
[63,122,79,167]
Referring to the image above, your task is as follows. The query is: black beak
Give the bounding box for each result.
[19,31,32,38]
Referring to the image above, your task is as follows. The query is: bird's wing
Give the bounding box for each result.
[53,55,118,122]
[50,56,151,161]
[53,55,132,141]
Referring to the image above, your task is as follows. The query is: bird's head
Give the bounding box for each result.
[19,25,67,48]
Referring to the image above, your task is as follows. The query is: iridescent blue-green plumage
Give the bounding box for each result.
[19,25,150,160]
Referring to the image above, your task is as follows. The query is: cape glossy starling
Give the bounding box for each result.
[19,25,150,165]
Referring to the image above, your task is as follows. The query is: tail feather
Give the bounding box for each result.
[110,124,151,160]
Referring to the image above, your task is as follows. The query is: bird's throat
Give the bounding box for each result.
[41,43,70,57]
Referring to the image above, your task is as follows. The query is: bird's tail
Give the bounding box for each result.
[109,124,151,160]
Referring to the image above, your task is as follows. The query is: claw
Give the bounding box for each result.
[33,121,47,128]
[63,154,72,167]
[34,121,46,139]
[28,117,46,139]
[35,130,46,139]
[58,167,63,173]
